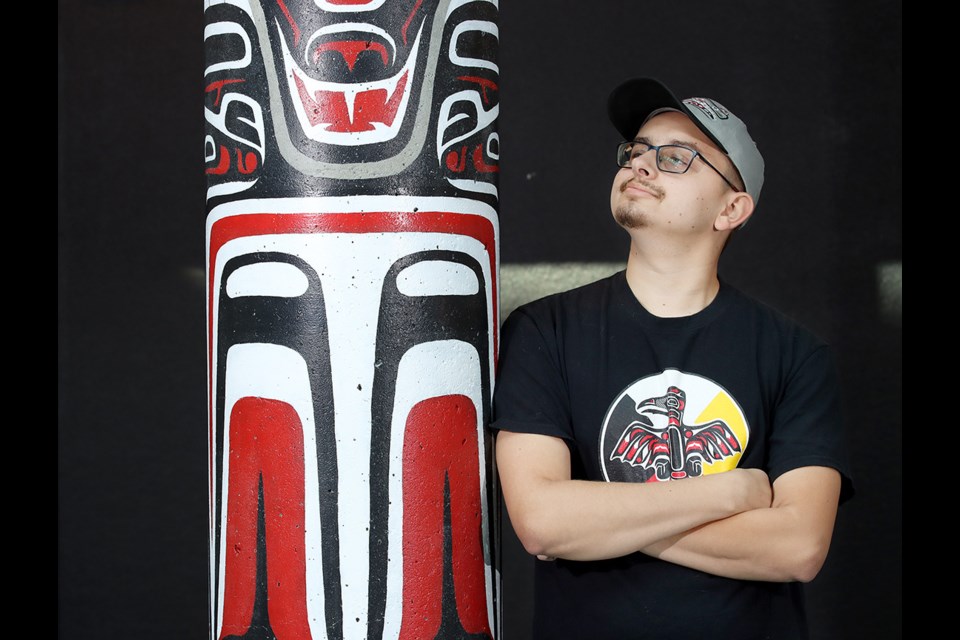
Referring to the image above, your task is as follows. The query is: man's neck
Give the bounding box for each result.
[624,241,722,318]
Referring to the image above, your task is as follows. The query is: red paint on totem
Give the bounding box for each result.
[472,144,498,173]
[314,41,389,71]
[294,71,408,131]
[274,0,302,46]
[207,145,231,175]
[446,146,467,172]
[399,395,491,638]
[236,150,258,174]
[218,397,313,640]
[445,149,460,171]
[457,76,499,104]
[207,210,500,406]
[206,78,246,108]
[401,0,424,46]
[207,210,502,543]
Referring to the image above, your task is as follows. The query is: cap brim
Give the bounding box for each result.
[607,78,727,153]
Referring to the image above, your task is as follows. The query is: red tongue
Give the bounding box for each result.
[294,71,409,133]
[313,40,389,71]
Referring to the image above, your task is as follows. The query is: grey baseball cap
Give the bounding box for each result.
[608,77,764,206]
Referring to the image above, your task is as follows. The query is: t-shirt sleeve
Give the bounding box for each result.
[767,342,855,503]
[491,305,575,441]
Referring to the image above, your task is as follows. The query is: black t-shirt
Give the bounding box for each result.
[492,271,854,640]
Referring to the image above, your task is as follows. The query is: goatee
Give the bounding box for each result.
[614,204,647,229]
[614,179,663,228]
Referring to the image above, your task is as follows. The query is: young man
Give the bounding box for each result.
[492,78,854,640]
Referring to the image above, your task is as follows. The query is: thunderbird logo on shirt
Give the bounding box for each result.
[599,369,749,483]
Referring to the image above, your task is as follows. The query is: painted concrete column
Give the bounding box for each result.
[203,1,501,639]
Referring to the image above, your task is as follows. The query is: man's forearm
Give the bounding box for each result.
[517,472,772,561]
[497,432,772,562]
[640,466,842,582]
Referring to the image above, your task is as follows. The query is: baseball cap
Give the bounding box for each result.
[608,77,764,206]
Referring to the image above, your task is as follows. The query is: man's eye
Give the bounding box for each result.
[659,147,695,170]
[662,152,686,167]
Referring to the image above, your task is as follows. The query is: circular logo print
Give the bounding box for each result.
[599,369,748,483]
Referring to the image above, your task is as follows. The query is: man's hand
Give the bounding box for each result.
[737,467,774,510]
[642,466,841,582]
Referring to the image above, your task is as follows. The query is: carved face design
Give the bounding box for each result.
[253,0,446,176]
[207,196,499,640]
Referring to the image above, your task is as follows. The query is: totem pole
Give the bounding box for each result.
[203,1,501,639]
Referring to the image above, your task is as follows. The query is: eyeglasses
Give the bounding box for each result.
[616,141,740,193]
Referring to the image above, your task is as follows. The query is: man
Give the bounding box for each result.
[492,77,854,640]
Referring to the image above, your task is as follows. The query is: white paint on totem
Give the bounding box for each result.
[203,93,264,153]
[436,90,499,150]
[250,0,458,178]
[317,0,387,12]
[217,343,326,639]
[397,260,480,296]
[204,0,252,15]
[204,91,266,202]
[449,20,499,73]
[217,232,488,638]
[208,195,499,640]
[447,178,499,198]
[304,24,397,69]
[385,340,487,639]
[447,0,499,20]
[206,194,499,221]
[204,21,252,75]
[226,261,310,297]
[437,90,499,198]
[279,18,422,145]
[204,174,262,201]
[202,2,265,204]
[486,132,500,159]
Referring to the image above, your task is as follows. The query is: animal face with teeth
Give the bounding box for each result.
[251,0,447,177]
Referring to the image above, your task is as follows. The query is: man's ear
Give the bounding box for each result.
[714,192,755,231]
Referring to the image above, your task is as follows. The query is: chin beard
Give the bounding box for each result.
[614,204,647,229]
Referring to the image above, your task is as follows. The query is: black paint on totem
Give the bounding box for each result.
[204,3,265,194]
[204,0,500,204]
[222,477,275,640]
[436,474,491,640]
[367,250,493,640]
[214,251,342,640]
[206,0,501,635]
[252,0,448,175]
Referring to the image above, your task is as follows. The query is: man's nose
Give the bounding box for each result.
[629,147,658,177]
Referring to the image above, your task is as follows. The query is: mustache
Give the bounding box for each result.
[620,178,665,200]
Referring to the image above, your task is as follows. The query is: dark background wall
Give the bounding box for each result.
[58,1,901,638]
